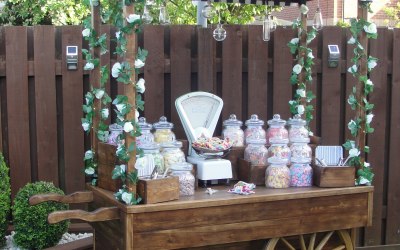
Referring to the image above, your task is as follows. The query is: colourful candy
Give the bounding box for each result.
[265,165,290,188]
[289,163,313,187]
[268,144,291,162]
[244,139,268,165]
[290,143,312,163]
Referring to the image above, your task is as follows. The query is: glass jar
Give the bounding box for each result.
[267,114,289,144]
[244,139,268,165]
[161,141,186,170]
[153,116,176,145]
[244,114,266,143]
[142,143,165,174]
[222,114,244,147]
[268,143,291,163]
[290,142,312,163]
[170,162,195,196]
[107,123,123,145]
[265,159,290,188]
[288,114,309,143]
[137,117,155,148]
[289,162,313,187]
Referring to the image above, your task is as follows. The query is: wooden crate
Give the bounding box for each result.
[97,142,121,192]
[312,165,355,187]
[238,158,267,186]
[137,176,180,204]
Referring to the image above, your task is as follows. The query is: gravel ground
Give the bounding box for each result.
[2,231,93,250]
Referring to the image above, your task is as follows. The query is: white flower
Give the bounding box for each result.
[82,28,91,37]
[366,79,374,86]
[359,176,370,185]
[307,52,314,59]
[126,14,141,23]
[366,113,374,124]
[300,4,309,15]
[290,38,299,45]
[308,131,314,136]
[82,121,90,131]
[84,150,94,160]
[348,120,356,129]
[134,59,145,69]
[348,36,356,44]
[135,109,140,122]
[364,23,377,34]
[84,62,94,71]
[349,148,360,158]
[289,100,296,105]
[293,64,302,75]
[296,89,306,98]
[115,104,126,112]
[368,60,377,70]
[136,78,145,94]
[115,31,121,39]
[112,62,122,78]
[101,108,109,119]
[121,192,133,204]
[85,167,95,175]
[348,65,357,74]
[297,105,305,115]
[124,122,134,133]
[94,89,105,99]
[120,164,126,173]
[364,162,370,168]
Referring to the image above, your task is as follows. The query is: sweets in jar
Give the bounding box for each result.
[268,143,291,163]
[289,162,313,187]
[244,139,268,165]
[161,141,186,169]
[222,114,244,147]
[137,117,155,148]
[107,123,123,145]
[141,143,165,174]
[265,159,290,188]
[153,116,176,145]
[244,114,266,144]
[170,162,195,196]
[290,142,312,163]
[267,114,289,144]
[288,114,309,143]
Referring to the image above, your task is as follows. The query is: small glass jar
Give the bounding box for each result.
[268,143,291,163]
[288,114,309,143]
[267,114,289,144]
[137,117,155,148]
[289,162,313,187]
[170,162,195,196]
[107,123,123,145]
[161,141,186,170]
[244,139,268,165]
[141,143,165,174]
[222,114,244,147]
[265,158,290,188]
[290,142,312,163]
[244,114,266,143]
[153,116,176,145]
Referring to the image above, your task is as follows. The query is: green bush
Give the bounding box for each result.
[13,182,69,249]
[0,153,11,247]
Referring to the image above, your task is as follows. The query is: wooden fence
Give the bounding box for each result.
[0,25,399,247]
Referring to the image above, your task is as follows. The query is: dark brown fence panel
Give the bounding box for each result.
[308,32,320,133]
[386,28,400,245]
[100,24,111,125]
[5,26,31,198]
[61,26,85,194]
[247,25,269,122]
[197,28,216,93]
[33,26,59,185]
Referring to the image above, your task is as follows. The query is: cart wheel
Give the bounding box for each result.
[264,230,353,250]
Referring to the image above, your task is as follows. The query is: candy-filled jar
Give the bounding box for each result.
[222,114,244,147]
[170,162,195,196]
[289,162,313,187]
[268,143,291,163]
[290,142,312,163]
[288,114,309,143]
[107,124,123,145]
[244,114,266,143]
[153,116,176,145]
[141,143,165,174]
[244,139,268,165]
[137,117,155,148]
[265,158,290,188]
[267,114,289,144]
[161,141,186,169]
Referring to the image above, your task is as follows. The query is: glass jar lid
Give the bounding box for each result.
[162,140,182,149]
[267,114,286,126]
[140,142,160,151]
[246,138,267,145]
[223,114,243,127]
[109,123,123,131]
[291,138,310,144]
[170,162,193,171]
[153,116,174,129]
[268,157,289,165]
[138,117,153,130]
[288,114,307,126]
[269,138,289,144]
[245,114,265,126]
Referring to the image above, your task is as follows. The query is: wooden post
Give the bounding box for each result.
[299,12,308,109]
[123,3,137,193]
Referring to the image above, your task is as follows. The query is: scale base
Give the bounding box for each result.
[187,156,233,183]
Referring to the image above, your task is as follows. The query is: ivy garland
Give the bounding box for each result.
[287,4,317,128]
[81,0,148,205]
[343,2,377,186]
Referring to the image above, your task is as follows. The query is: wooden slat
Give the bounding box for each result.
[273,27,294,120]
[308,30,320,134]
[364,28,388,246]
[61,26,85,194]
[345,30,358,141]
[321,27,343,145]
[33,26,59,185]
[386,28,400,245]
[143,25,165,123]
[222,25,243,121]
[0,26,5,154]
[100,25,111,125]
[197,27,216,93]
[247,25,268,122]
[5,26,31,198]
[170,25,193,139]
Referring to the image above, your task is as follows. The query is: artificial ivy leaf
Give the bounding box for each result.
[82,105,93,114]
[364,146,370,153]
[343,140,355,150]
[290,74,298,85]
[113,95,129,105]
[97,130,109,143]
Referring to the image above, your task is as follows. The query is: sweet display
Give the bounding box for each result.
[244,139,268,165]
[141,143,165,174]
[288,114,309,143]
[137,117,155,148]
[170,162,195,196]
[153,116,176,144]
[192,137,231,152]
[222,114,244,147]
[267,114,289,144]
[289,163,313,187]
[268,143,291,163]
[244,114,266,143]
[107,123,123,145]
[290,142,312,163]
[161,141,186,169]
[265,162,290,188]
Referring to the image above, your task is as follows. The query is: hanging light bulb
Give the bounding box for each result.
[159,5,170,25]
[202,0,216,19]
[213,12,226,41]
[269,15,277,32]
[312,0,323,30]
[142,5,153,24]
[262,15,272,41]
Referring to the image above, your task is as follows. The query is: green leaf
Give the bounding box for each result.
[343,140,355,150]
[364,146,370,153]
[290,74,298,85]
[82,105,93,114]
[113,95,129,105]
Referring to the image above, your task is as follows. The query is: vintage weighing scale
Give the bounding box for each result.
[175,92,232,185]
